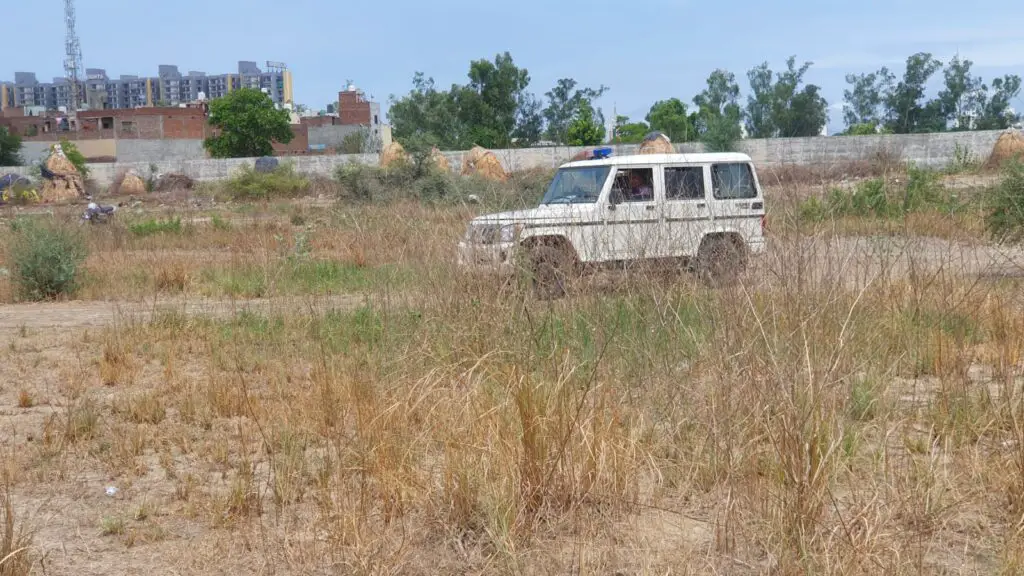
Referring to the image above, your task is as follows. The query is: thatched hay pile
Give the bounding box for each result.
[638,131,674,155]
[115,172,147,196]
[39,146,85,203]
[987,129,1024,168]
[460,145,507,181]
[39,177,84,203]
[45,153,78,176]
[380,141,409,168]
[431,147,451,172]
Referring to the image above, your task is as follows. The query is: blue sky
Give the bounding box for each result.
[5,0,1024,135]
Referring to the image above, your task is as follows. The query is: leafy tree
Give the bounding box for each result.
[543,78,608,144]
[938,55,984,130]
[693,69,743,150]
[646,98,696,142]
[390,54,543,150]
[612,115,649,143]
[566,99,605,146]
[843,69,893,128]
[203,88,294,158]
[453,52,537,148]
[513,92,545,147]
[326,103,337,114]
[745,57,828,138]
[388,73,463,150]
[884,53,944,133]
[976,75,1022,130]
[1,126,23,166]
[745,63,775,138]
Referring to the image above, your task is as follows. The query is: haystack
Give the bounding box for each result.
[45,152,78,177]
[39,177,84,203]
[116,172,147,196]
[987,129,1024,168]
[380,141,409,168]
[431,147,451,172]
[638,131,674,155]
[460,146,507,181]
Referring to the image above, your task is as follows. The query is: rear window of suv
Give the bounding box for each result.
[711,163,757,199]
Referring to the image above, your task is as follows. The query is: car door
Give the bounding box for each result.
[659,164,712,259]
[603,165,661,261]
[708,161,764,244]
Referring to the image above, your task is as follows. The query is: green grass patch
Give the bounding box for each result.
[129,217,183,237]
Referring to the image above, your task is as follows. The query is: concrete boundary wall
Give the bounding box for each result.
[1,130,1006,189]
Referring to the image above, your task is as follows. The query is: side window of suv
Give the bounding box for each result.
[610,168,655,203]
[665,166,705,200]
[711,163,757,199]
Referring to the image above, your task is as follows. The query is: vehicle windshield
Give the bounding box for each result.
[540,166,611,205]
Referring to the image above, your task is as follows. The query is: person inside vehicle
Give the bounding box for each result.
[629,171,653,201]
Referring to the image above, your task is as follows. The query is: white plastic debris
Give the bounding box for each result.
[105,486,118,497]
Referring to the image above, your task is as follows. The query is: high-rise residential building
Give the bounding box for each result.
[1,61,293,110]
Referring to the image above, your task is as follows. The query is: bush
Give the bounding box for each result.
[129,217,183,237]
[223,163,310,200]
[985,161,1024,242]
[59,138,90,177]
[7,218,88,301]
[799,166,961,222]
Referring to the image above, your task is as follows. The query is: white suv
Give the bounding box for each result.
[457,150,767,297]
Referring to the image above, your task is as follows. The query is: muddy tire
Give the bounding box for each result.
[696,235,747,286]
[529,244,577,300]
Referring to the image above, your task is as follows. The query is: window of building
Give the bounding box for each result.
[711,163,757,199]
[610,168,655,203]
[121,121,135,133]
[101,117,114,130]
[665,166,705,200]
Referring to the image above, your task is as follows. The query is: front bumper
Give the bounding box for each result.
[457,241,517,273]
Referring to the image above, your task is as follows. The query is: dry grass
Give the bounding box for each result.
[0,167,1023,574]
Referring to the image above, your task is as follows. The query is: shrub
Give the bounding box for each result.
[129,217,183,237]
[798,166,960,222]
[7,217,88,301]
[59,138,90,177]
[223,163,310,200]
[985,161,1024,242]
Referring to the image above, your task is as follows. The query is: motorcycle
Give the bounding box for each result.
[81,200,117,224]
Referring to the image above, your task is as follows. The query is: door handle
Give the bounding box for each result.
[696,203,706,209]
[645,205,656,211]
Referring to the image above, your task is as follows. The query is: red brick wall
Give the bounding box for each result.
[271,124,309,155]
[338,91,371,125]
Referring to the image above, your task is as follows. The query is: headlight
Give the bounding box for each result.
[499,223,522,243]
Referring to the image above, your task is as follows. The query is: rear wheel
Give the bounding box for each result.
[696,235,747,286]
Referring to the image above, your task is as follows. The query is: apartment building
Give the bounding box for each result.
[2,61,294,110]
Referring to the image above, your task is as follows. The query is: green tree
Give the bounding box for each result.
[843,69,893,128]
[612,115,649,143]
[203,88,294,158]
[745,63,776,138]
[543,78,608,144]
[693,69,743,150]
[745,57,828,138]
[938,55,984,130]
[388,73,463,150]
[1,126,23,166]
[566,99,605,146]
[884,53,944,133]
[646,98,696,142]
[452,52,538,148]
[513,92,545,147]
[976,75,1022,130]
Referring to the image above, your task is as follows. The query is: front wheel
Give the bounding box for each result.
[529,244,577,300]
